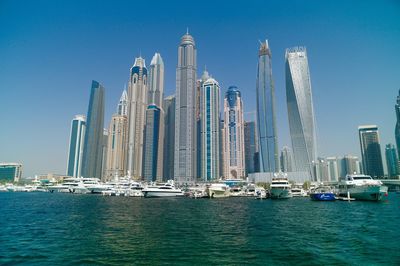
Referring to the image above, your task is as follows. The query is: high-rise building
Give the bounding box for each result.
[66,115,86,177]
[358,125,384,178]
[174,32,197,185]
[200,76,220,181]
[326,157,339,181]
[143,105,164,182]
[385,144,400,178]
[163,95,175,181]
[0,163,22,182]
[285,47,317,180]
[223,86,245,179]
[220,119,225,178]
[280,146,293,173]
[395,90,400,158]
[343,155,361,176]
[244,121,258,176]
[256,40,279,173]
[81,80,105,179]
[127,57,147,179]
[148,53,164,108]
[104,91,128,181]
[101,128,108,180]
[312,158,329,182]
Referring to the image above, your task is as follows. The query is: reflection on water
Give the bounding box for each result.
[0,193,400,265]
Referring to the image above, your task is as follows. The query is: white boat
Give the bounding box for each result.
[0,185,8,192]
[207,183,230,198]
[142,180,184,197]
[83,178,113,194]
[338,174,388,201]
[270,175,292,199]
[291,187,307,197]
[255,186,267,199]
[48,178,89,194]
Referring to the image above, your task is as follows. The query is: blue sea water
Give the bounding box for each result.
[0,192,399,265]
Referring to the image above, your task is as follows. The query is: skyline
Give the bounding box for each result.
[1,0,400,177]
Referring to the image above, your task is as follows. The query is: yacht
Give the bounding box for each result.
[291,187,307,197]
[309,186,336,201]
[48,178,89,194]
[0,185,8,192]
[338,174,388,201]
[142,180,184,197]
[255,186,268,199]
[83,178,113,194]
[270,176,292,199]
[207,183,231,198]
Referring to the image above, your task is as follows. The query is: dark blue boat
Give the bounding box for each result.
[309,186,336,201]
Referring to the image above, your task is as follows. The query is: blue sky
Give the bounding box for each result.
[1,0,399,177]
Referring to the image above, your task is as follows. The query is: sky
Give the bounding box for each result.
[1,0,399,177]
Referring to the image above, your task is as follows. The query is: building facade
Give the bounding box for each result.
[285,47,317,180]
[200,77,220,181]
[223,86,245,179]
[385,144,400,178]
[163,95,175,181]
[244,121,259,176]
[66,115,86,177]
[81,80,105,179]
[256,40,279,173]
[148,53,164,108]
[174,32,197,184]
[104,91,128,181]
[280,146,293,173]
[0,163,22,182]
[358,125,384,178]
[127,57,148,179]
[143,105,164,182]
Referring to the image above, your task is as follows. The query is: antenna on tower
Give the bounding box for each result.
[186,27,189,34]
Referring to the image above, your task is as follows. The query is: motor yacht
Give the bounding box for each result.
[270,175,292,199]
[309,186,336,201]
[337,174,388,201]
[207,183,230,198]
[142,180,184,197]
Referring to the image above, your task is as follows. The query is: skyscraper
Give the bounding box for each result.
[67,115,86,177]
[174,32,197,185]
[127,57,147,179]
[358,125,384,178]
[244,121,258,176]
[223,86,245,179]
[143,105,164,182]
[81,80,105,179]
[163,95,175,181]
[385,144,399,178]
[395,90,400,158]
[280,146,293,173]
[326,157,339,181]
[148,53,164,107]
[200,76,220,181]
[285,47,317,180]
[143,53,165,182]
[105,90,128,181]
[343,155,361,176]
[256,40,279,173]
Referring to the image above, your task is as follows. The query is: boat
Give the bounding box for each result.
[291,187,308,197]
[0,185,8,192]
[309,186,336,201]
[255,186,268,199]
[337,174,388,201]
[142,180,184,197]
[207,183,231,198]
[48,178,89,194]
[270,175,292,199]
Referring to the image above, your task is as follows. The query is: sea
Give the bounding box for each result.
[1,192,399,265]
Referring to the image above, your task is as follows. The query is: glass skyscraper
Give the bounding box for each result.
[285,47,317,180]
[143,105,163,182]
[244,121,258,176]
[256,40,279,173]
[67,115,86,177]
[200,76,220,181]
[174,32,197,184]
[81,80,105,179]
[385,143,399,178]
[358,125,384,178]
[163,95,175,181]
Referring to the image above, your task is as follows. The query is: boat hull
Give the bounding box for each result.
[270,188,292,199]
[310,193,336,201]
[143,191,184,198]
[338,186,388,201]
[208,189,230,198]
